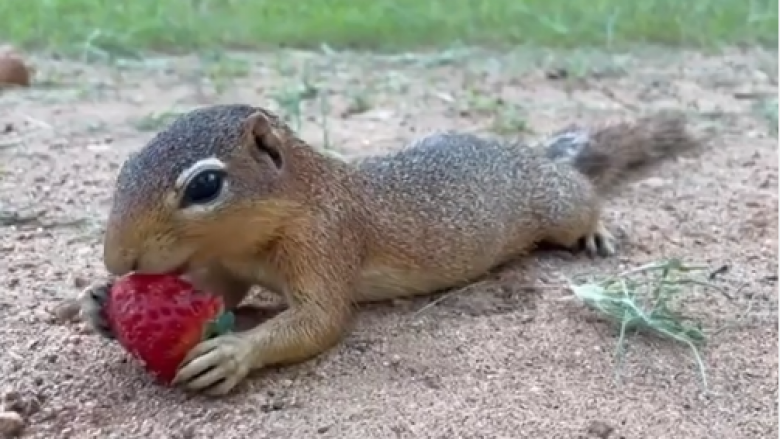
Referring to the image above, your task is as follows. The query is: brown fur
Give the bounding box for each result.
[542,112,699,193]
[83,104,701,395]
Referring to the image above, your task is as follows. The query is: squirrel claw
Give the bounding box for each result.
[79,281,115,340]
[580,223,617,258]
[174,333,253,396]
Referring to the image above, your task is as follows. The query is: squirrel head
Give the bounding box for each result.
[103,104,305,276]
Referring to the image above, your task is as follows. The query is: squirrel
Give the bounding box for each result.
[79,104,700,396]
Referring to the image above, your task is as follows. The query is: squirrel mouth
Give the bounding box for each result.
[172,264,189,276]
[167,261,190,277]
[175,262,209,284]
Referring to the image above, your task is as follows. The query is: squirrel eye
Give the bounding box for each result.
[181,169,225,207]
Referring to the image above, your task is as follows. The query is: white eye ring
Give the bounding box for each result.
[175,157,226,190]
[175,157,229,214]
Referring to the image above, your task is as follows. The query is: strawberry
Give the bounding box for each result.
[105,273,235,384]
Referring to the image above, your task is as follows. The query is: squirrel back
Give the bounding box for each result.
[350,113,699,296]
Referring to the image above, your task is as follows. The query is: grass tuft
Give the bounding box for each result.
[754,97,779,136]
[566,258,732,390]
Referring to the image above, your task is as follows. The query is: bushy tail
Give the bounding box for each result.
[542,112,701,193]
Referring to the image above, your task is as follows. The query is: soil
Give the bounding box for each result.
[0,46,777,439]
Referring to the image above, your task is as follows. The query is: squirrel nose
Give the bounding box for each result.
[103,249,138,276]
[102,219,141,275]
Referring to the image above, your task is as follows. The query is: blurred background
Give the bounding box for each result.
[1,0,776,55]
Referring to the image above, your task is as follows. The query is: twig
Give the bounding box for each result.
[0,210,44,227]
[0,210,90,230]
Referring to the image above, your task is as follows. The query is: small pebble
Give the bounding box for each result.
[586,420,614,439]
[639,177,668,188]
[2,391,40,417]
[0,57,30,88]
[0,411,24,437]
[52,299,82,324]
[72,276,88,289]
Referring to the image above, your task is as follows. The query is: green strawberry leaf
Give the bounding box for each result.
[203,312,236,340]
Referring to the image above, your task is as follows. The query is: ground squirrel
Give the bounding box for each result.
[79,104,700,395]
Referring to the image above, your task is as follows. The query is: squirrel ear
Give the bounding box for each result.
[243,111,283,169]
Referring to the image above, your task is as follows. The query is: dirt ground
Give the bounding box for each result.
[0,46,777,439]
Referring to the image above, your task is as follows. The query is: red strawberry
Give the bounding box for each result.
[105,273,235,384]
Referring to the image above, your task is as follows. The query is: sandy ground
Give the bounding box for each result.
[0,46,777,439]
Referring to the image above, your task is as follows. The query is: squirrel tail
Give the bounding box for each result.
[542,112,700,193]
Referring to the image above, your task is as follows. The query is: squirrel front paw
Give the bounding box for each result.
[172,333,254,396]
[79,280,115,340]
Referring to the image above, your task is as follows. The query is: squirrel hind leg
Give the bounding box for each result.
[579,220,617,257]
[537,185,618,258]
[542,217,617,258]
[532,164,619,258]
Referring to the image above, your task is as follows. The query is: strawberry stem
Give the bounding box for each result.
[203,312,236,340]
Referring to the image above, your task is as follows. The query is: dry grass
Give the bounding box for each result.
[566,258,754,390]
